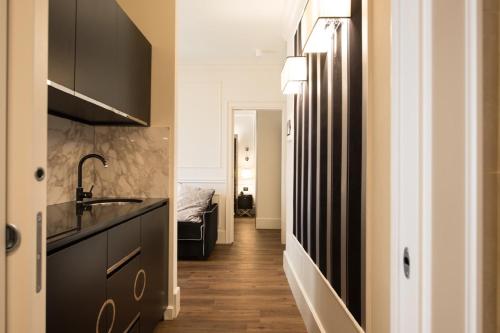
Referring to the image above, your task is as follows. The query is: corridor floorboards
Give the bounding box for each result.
[155,218,307,333]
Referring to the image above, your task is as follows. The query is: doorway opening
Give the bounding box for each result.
[229,108,285,243]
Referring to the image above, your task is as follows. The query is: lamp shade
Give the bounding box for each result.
[301,0,351,53]
[281,56,307,95]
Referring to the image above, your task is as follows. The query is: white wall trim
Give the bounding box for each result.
[217,230,228,244]
[255,218,281,230]
[164,286,181,320]
[390,0,433,330]
[284,236,363,333]
[284,252,323,333]
[464,0,480,331]
[421,0,433,330]
[0,0,6,328]
[389,0,402,329]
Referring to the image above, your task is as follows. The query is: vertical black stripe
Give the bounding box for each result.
[296,24,303,243]
[293,84,296,232]
[326,43,334,283]
[347,0,363,323]
[318,53,328,275]
[293,31,299,237]
[302,57,309,252]
[297,85,303,243]
[331,31,343,294]
[309,54,318,262]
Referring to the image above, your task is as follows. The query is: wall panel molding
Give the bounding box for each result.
[177,81,223,169]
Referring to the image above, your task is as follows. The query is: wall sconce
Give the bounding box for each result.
[281,56,307,95]
[301,0,351,53]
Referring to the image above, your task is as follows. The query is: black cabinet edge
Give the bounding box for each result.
[48,85,150,127]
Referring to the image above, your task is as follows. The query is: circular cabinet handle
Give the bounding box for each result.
[96,299,116,333]
[134,269,147,301]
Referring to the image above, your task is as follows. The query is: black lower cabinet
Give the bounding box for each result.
[129,319,140,333]
[47,203,168,333]
[107,255,141,332]
[141,205,169,333]
[47,233,107,333]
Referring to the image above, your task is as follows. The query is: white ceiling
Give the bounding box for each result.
[177,0,289,66]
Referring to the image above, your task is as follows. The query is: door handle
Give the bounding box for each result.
[403,247,410,279]
[6,224,21,253]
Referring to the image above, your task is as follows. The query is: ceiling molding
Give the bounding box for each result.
[281,0,307,41]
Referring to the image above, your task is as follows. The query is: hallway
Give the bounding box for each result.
[155,219,306,333]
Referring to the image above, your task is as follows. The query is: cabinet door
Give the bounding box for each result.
[108,216,141,269]
[47,233,108,333]
[140,205,169,332]
[48,0,76,89]
[115,6,151,124]
[106,255,141,332]
[128,318,140,333]
[75,0,117,107]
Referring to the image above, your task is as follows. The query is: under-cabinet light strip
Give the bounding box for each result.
[47,80,148,126]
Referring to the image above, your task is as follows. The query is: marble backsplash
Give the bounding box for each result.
[47,115,169,205]
[93,126,169,198]
[47,116,95,205]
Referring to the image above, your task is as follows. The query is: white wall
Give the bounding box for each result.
[256,110,282,229]
[234,111,256,198]
[177,65,284,243]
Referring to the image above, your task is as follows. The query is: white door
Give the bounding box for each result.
[0,0,6,330]
[5,0,48,331]
[391,0,432,331]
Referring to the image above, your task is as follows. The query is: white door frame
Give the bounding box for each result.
[0,0,6,330]
[226,101,286,244]
[390,0,433,331]
[390,0,481,331]
[6,0,48,331]
[464,0,480,331]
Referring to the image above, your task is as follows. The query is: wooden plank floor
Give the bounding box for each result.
[155,218,307,333]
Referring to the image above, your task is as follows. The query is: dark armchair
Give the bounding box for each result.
[178,203,218,259]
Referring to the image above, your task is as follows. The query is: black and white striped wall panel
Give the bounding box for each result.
[292,0,364,325]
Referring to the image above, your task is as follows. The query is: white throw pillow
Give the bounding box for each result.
[177,184,215,223]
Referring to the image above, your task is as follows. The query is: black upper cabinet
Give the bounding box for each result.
[75,0,118,108]
[48,0,151,126]
[116,5,152,124]
[48,0,76,89]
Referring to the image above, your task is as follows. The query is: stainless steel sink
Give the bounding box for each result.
[82,198,144,206]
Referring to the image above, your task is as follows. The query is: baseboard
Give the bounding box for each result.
[256,217,281,229]
[283,237,363,333]
[164,286,181,320]
[284,252,323,333]
[217,229,228,244]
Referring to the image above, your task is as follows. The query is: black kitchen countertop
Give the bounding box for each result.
[47,198,168,254]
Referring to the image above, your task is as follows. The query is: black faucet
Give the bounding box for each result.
[76,153,108,202]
